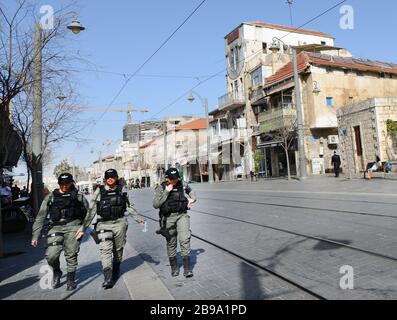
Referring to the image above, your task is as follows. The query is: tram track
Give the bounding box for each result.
[138,210,326,300]
[198,196,397,220]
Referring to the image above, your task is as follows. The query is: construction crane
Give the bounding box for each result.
[77,102,148,125]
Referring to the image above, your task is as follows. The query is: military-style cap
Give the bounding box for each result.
[165,167,179,180]
[104,169,118,179]
[58,173,74,185]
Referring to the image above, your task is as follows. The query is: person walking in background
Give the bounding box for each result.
[331,151,341,178]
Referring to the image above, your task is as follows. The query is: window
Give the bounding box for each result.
[251,67,263,87]
[344,69,349,75]
[321,41,326,45]
[234,80,239,97]
[262,42,267,53]
[326,97,333,107]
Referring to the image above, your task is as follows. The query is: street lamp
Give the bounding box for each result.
[31,13,85,214]
[67,19,86,34]
[187,91,214,184]
[313,81,321,94]
[56,93,67,101]
[269,37,307,179]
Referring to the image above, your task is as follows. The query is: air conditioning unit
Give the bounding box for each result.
[328,135,339,145]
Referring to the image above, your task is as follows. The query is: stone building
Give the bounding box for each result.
[337,97,397,177]
[211,21,335,180]
[254,52,397,177]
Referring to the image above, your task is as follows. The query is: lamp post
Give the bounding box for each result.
[187,91,213,184]
[31,13,85,214]
[270,37,307,179]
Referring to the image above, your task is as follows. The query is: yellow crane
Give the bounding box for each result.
[77,102,148,124]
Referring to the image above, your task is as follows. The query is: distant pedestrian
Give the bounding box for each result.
[331,151,341,178]
[20,186,28,197]
[11,184,20,200]
[367,155,382,180]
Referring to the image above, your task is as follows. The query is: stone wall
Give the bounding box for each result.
[337,98,397,177]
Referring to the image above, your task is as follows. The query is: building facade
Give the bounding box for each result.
[337,97,397,177]
[210,22,336,180]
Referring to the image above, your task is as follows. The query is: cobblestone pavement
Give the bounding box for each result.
[2,176,397,300]
[127,176,397,300]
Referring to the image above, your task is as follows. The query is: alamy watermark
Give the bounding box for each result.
[39,5,54,30]
[39,265,53,290]
[339,265,354,290]
[339,5,354,30]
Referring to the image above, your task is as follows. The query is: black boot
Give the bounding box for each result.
[102,268,114,289]
[112,262,121,281]
[183,256,193,278]
[169,257,179,277]
[66,272,77,291]
[52,262,63,289]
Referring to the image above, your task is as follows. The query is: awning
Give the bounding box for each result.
[257,141,283,148]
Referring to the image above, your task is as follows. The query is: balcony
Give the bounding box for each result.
[211,129,232,144]
[218,92,245,111]
[249,85,267,106]
[258,105,297,134]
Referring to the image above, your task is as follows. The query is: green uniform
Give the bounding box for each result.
[31,189,91,273]
[87,185,143,270]
[153,181,197,258]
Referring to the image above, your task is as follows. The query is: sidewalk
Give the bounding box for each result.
[0,224,174,300]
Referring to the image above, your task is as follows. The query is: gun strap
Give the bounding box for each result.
[45,233,64,248]
[97,229,113,242]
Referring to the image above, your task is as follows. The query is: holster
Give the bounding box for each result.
[156,215,172,241]
[90,224,100,245]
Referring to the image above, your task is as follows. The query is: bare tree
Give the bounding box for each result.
[11,81,86,192]
[267,119,297,181]
[0,0,86,256]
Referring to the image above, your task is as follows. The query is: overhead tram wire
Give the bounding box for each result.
[67,68,219,80]
[83,0,208,138]
[144,0,348,120]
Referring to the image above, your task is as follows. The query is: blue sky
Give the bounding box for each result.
[10,0,397,177]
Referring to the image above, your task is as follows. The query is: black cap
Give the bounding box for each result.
[58,173,74,185]
[165,167,179,180]
[104,169,118,179]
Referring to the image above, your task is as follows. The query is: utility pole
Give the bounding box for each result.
[204,98,214,184]
[163,121,168,175]
[287,0,294,26]
[31,23,44,215]
[0,169,3,257]
[292,48,307,179]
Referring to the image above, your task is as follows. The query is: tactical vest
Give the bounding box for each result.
[160,181,189,216]
[97,185,127,220]
[48,189,87,224]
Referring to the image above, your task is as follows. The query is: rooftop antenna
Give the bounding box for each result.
[287,0,294,26]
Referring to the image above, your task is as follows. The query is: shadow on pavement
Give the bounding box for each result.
[240,262,265,299]
[0,275,40,299]
[312,237,352,250]
[139,253,160,265]
[0,230,44,283]
[186,248,205,271]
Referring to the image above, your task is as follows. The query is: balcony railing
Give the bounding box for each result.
[218,92,245,111]
[258,106,297,134]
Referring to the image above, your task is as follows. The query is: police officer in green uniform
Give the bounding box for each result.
[87,169,144,289]
[31,173,90,291]
[153,167,197,278]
